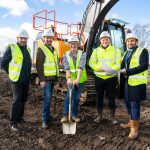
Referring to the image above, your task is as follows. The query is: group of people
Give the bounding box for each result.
[1,28,149,140]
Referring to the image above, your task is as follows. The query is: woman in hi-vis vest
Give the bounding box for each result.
[61,35,87,123]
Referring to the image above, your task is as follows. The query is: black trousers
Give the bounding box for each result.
[10,83,29,125]
[95,76,116,111]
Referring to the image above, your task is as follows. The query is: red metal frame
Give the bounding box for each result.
[70,23,80,35]
[33,10,57,39]
[33,10,85,61]
[55,20,69,35]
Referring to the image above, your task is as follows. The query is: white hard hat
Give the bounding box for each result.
[68,35,79,43]
[125,33,138,42]
[17,29,29,38]
[100,31,111,39]
[42,28,54,37]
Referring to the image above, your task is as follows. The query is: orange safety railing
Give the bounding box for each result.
[33,10,85,63]
[69,23,80,35]
[33,10,57,39]
[54,21,69,64]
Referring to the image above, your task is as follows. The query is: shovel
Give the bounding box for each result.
[62,84,76,134]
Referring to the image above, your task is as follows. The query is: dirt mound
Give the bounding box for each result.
[0,71,150,150]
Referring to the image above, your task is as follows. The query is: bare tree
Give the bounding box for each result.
[132,24,150,52]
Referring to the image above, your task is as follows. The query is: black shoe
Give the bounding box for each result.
[18,118,26,124]
[11,124,19,132]
[42,122,49,129]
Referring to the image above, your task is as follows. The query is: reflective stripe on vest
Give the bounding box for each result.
[93,45,119,78]
[65,50,87,83]
[128,48,147,86]
[40,45,59,77]
[9,44,31,82]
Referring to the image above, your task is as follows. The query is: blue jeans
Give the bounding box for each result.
[63,83,85,117]
[42,81,54,122]
[124,80,140,120]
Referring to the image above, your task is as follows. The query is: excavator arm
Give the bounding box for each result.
[81,0,120,60]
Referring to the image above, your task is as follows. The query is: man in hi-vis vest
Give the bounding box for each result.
[89,31,121,124]
[61,35,87,123]
[119,33,149,140]
[1,29,31,131]
[36,29,59,129]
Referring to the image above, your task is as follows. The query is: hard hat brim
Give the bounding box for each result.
[42,35,54,38]
[68,41,79,43]
[125,37,138,42]
[99,36,111,39]
[17,36,29,38]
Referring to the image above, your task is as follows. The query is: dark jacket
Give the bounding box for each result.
[36,44,57,82]
[120,46,149,101]
[1,42,31,84]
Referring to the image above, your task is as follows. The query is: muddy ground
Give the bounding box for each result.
[0,71,150,150]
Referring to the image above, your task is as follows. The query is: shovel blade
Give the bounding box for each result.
[62,122,76,134]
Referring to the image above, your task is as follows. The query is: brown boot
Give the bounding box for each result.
[72,116,80,123]
[128,120,139,140]
[120,119,131,129]
[109,109,118,125]
[61,115,68,123]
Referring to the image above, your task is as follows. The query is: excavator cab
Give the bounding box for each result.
[81,0,127,62]
[93,18,127,54]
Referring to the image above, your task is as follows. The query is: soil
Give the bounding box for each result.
[0,70,150,150]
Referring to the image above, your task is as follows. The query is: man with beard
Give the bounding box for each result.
[36,28,59,129]
[119,33,149,140]
[1,29,31,131]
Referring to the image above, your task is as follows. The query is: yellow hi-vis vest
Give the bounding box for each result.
[89,45,121,79]
[124,48,147,86]
[9,44,31,82]
[65,50,87,83]
[40,45,59,77]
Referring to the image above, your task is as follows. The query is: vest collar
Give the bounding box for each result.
[17,42,27,49]
[69,50,78,58]
[127,46,138,52]
[44,44,54,51]
[100,44,111,50]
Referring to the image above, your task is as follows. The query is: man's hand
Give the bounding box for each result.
[40,81,46,89]
[119,68,126,74]
[99,66,105,72]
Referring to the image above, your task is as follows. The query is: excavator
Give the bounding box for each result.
[32,0,129,104]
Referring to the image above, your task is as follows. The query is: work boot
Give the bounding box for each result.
[94,109,103,123]
[72,116,80,123]
[42,122,49,129]
[128,120,139,140]
[10,124,19,132]
[120,119,131,129]
[61,115,68,123]
[109,109,118,125]
[18,118,26,124]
